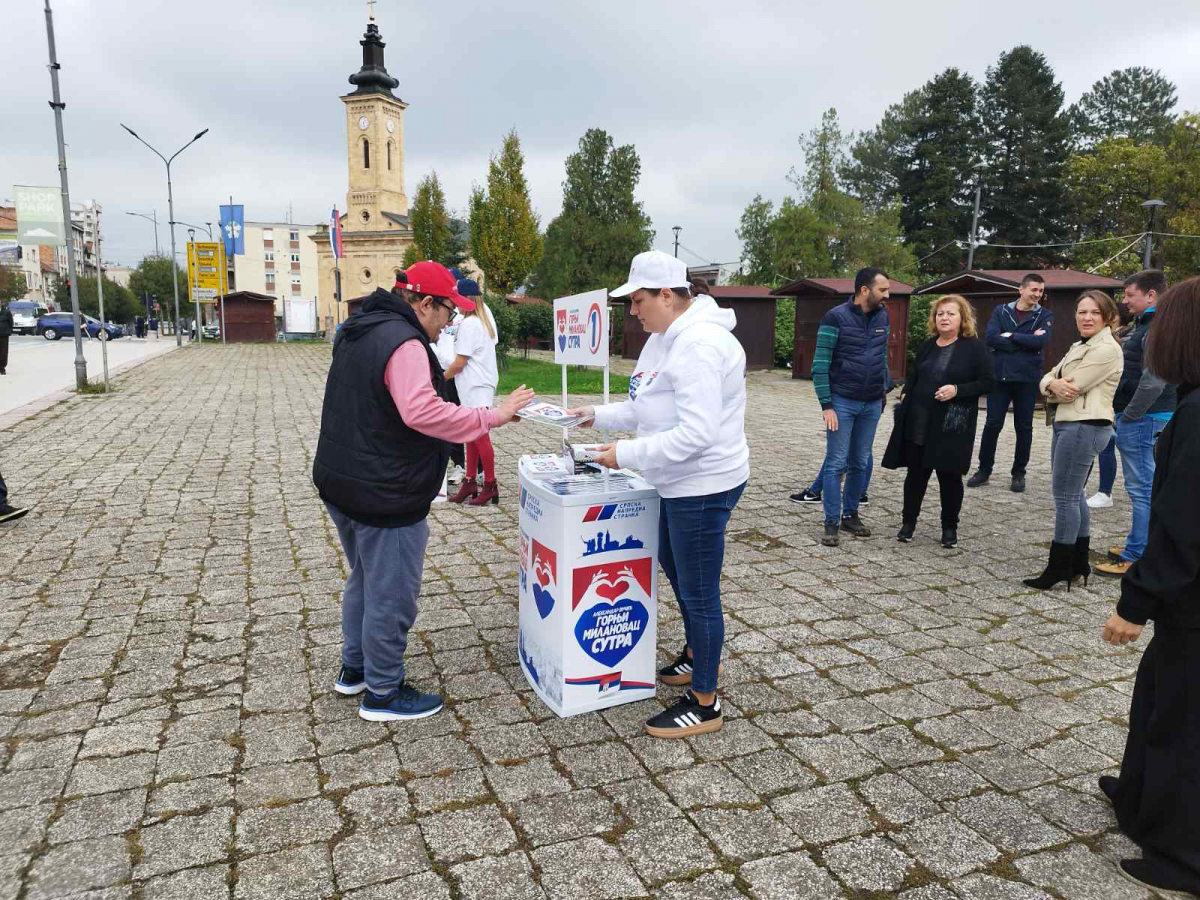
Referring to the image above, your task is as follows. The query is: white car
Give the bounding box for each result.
[8,301,49,335]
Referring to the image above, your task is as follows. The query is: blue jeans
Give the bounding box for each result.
[1115,414,1169,561]
[977,380,1039,476]
[1051,422,1113,544]
[808,453,874,496]
[1097,437,1117,494]
[326,502,429,694]
[657,482,745,693]
[822,395,882,525]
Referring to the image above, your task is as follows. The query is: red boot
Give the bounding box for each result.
[468,480,500,506]
[448,479,479,504]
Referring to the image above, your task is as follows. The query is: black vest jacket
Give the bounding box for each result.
[313,290,452,527]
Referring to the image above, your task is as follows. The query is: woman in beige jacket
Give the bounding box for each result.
[1024,290,1124,590]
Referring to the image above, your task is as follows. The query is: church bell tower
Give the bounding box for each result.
[341,17,408,230]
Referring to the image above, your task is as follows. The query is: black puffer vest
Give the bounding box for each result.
[313,289,452,527]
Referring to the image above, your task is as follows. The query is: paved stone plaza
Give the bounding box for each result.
[0,344,1154,899]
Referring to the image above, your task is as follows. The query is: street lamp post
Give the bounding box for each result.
[672,226,681,258]
[1140,199,1165,269]
[126,210,160,257]
[966,162,987,271]
[120,123,208,348]
[42,0,87,388]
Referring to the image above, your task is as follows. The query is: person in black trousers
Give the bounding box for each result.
[1098,276,1200,897]
[968,273,1053,493]
[0,468,30,524]
[883,295,994,548]
[0,298,13,375]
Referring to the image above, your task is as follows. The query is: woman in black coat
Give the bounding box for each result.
[883,294,995,548]
[1099,277,1200,897]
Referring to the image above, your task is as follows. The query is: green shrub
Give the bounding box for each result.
[516,303,554,358]
[774,297,795,368]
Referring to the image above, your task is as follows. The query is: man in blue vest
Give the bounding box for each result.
[1095,269,1176,578]
[313,261,532,722]
[809,267,892,547]
[968,273,1053,493]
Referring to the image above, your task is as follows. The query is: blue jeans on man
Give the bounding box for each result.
[657,482,745,694]
[977,380,1040,477]
[325,502,429,694]
[1114,414,1169,562]
[822,395,882,525]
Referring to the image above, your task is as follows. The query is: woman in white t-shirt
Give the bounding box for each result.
[445,279,501,505]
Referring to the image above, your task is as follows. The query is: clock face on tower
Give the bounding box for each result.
[386,120,395,133]
[358,115,370,130]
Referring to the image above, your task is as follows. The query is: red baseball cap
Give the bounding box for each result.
[403,261,475,312]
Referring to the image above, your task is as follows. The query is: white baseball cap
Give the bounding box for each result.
[610,250,690,298]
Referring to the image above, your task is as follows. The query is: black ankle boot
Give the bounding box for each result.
[897,521,916,542]
[1072,536,1092,587]
[1023,542,1075,591]
[940,527,958,548]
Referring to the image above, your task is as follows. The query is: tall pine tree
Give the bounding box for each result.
[978,46,1071,267]
[530,129,653,301]
[1069,67,1177,149]
[469,129,543,295]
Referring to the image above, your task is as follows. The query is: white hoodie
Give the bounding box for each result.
[593,295,750,499]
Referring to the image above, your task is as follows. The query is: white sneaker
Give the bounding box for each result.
[447,465,465,485]
[1086,492,1113,509]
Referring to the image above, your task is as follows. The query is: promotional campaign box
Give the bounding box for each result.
[517,457,660,717]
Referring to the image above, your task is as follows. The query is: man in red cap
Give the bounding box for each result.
[314,261,533,722]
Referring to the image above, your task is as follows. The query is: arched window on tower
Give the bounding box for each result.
[387,140,393,171]
[363,138,370,169]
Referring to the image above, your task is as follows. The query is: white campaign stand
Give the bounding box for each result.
[515,290,661,717]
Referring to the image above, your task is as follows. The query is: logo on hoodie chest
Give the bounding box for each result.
[629,371,658,400]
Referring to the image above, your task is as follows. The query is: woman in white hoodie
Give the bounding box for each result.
[570,251,749,739]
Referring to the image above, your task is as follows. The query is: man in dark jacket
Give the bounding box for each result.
[808,267,892,547]
[1096,270,1175,578]
[968,273,1053,493]
[0,298,13,375]
[313,261,532,723]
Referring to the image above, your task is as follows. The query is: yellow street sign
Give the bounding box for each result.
[187,241,228,303]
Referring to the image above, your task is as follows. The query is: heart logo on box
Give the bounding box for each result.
[574,598,648,668]
[594,578,630,602]
[557,334,567,352]
[533,584,555,619]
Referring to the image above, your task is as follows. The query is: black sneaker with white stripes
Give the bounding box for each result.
[644,690,723,739]
[658,648,695,686]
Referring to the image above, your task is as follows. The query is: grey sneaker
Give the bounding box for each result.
[821,523,840,547]
[967,470,990,488]
[840,514,871,538]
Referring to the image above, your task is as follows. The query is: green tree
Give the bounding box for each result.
[530,128,654,301]
[1066,137,1173,238]
[1069,67,1178,149]
[406,172,453,266]
[978,46,1072,267]
[845,91,922,207]
[470,129,543,295]
[0,264,26,303]
[128,256,189,319]
[514,302,553,358]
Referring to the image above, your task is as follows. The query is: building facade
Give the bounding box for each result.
[312,13,414,329]
[231,221,322,329]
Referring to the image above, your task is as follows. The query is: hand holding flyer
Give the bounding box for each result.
[515,400,589,428]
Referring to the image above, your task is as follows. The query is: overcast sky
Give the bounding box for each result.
[5,0,1198,269]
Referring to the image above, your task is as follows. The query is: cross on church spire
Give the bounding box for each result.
[367,0,376,22]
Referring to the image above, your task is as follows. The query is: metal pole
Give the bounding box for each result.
[188,228,202,343]
[154,210,160,257]
[967,180,983,271]
[44,0,87,388]
[221,198,230,345]
[166,165,182,347]
[95,202,109,390]
[672,225,681,259]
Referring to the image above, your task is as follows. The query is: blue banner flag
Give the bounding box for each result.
[219,204,245,256]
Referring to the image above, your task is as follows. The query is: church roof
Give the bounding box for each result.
[347,22,401,99]
[381,212,410,229]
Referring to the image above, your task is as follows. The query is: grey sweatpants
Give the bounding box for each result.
[1050,421,1113,544]
[325,502,429,694]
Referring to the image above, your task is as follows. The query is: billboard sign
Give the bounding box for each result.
[284,297,316,333]
[14,185,65,246]
[187,241,227,302]
[552,288,609,368]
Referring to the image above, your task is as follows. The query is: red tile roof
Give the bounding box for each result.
[771,277,914,297]
[915,268,1124,294]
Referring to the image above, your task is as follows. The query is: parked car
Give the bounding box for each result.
[201,323,220,340]
[8,301,50,335]
[36,312,122,341]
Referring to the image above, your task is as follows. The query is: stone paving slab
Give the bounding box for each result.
[0,344,1151,898]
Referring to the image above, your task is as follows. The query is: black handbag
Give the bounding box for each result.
[942,401,971,435]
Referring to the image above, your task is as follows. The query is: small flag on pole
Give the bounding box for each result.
[219,204,244,256]
[330,207,343,261]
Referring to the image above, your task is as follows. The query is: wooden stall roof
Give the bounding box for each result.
[221,291,276,303]
[772,277,914,298]
[704,285,775,299]
[914,269,1124,295]
[505,293,550,306]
